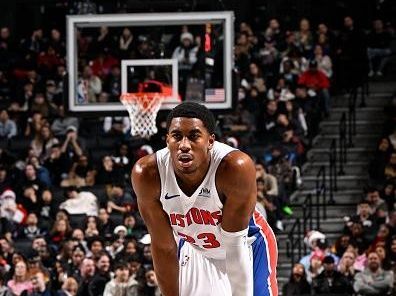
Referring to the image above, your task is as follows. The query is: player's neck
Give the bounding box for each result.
[174,159,211,196]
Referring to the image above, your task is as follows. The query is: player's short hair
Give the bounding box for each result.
[166,102,216,134]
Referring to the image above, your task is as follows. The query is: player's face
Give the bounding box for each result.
[167,117,214,175]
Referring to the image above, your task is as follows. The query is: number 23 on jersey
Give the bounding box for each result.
[178,232,220,249]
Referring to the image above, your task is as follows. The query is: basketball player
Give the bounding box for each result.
[132,102,278,296]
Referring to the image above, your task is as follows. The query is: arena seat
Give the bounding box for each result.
[110,213,124,226]
[8,137,31,157]
[69,213,87,229]
[13,239,32,257]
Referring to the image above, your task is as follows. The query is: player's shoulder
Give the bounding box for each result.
[216,149,255,186]
[218,149,255,172]
[132,153,159,182]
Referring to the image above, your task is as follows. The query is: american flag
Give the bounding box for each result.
[205,88,225,102]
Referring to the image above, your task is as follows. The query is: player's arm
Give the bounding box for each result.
[132,154,179,296]
[217,150,257,296]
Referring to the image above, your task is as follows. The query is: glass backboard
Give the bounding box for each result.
[66,11,234,113]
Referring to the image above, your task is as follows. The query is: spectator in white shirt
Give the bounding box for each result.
[0,109,17,139]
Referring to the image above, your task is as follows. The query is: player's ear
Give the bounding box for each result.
[166,134,170,147]
[208,134,215,150]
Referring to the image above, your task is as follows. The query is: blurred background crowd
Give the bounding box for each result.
[0,0,395,295]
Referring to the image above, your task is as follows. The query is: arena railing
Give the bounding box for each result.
[347,87,357,147]
[338,113,347,175]
[286,217,302,266]
[328,139,337,204]
[286,192,320,265]
[316,165,327,225]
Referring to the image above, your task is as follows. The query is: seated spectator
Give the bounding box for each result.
[140,267,161,296]
[348,221,371,255]
[111,143,131,177]
[86,236,105,259]
[30,125,59,162]
[306,250,324,284]
[375,245,391,270]
[67,244,86,278]
[61,154,95,188]
[255,162,279,196]
[0,109,17,139]
[332,234,351,258]
[17,212,45,240]
[280,46,308,75]
[388,210,396,236]
[17,163,47,201]
[282,263,311,296]
[315,23,335,56]
[78,65,102,103]
[278,60,299,90]
[103,261,138,296]
[368,224,391,253]
[0,189,27,235]
[0,165,12,196]
[103,65,122,102]
[381,181,395,211]
[256,178,282,231]
[38,189,57,230]
[367,19,392,77]
[76,257,95,296]
[43,144,69,186]
[106,234,125,259]
[353,251,393,295]
[0,273,9,295]
[57,276,78,296]
[27,156,52,187]
[118,28,136,59]
[24,112,45,139]
[60,126,85,160]
[266,146,294,198]
[51,106,79,137]
[84,216,99,238]
[71,229,87,253]
[95,156,124,186]
[313,44,332,78]
[384,152,396,180]
[294,18,314,57]
[98,208,115,240]
[255,178,267,219]
[366,187,389,225]
[337,250,358,287]
[346,199,377,236]
[172,32,199,96]
[123,214,145,240]
[89,251,111,296]
[115,239,139,262]
[240,62,266,93]
[298,59,331,117]
[30,93,55,119]
[49,218,72,245]
[7,259,33,296]
[103,116,130,136]
[59,187,98,216]
[312,255,352,295]
[256,100,279,143]
[106,183,135,215]
[22,267,52,296]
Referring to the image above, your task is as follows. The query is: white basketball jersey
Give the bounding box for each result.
[156,141,236,260]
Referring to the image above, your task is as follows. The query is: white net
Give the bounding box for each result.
[120,93,164,138]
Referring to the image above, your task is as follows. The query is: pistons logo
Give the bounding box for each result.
[198,187,210,197]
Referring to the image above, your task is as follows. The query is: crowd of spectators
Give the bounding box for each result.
[0,6,394,296]
[282,86,396,295]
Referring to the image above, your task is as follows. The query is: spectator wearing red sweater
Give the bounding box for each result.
[298,60,331,117]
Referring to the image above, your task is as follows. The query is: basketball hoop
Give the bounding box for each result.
[120,92,165,138]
